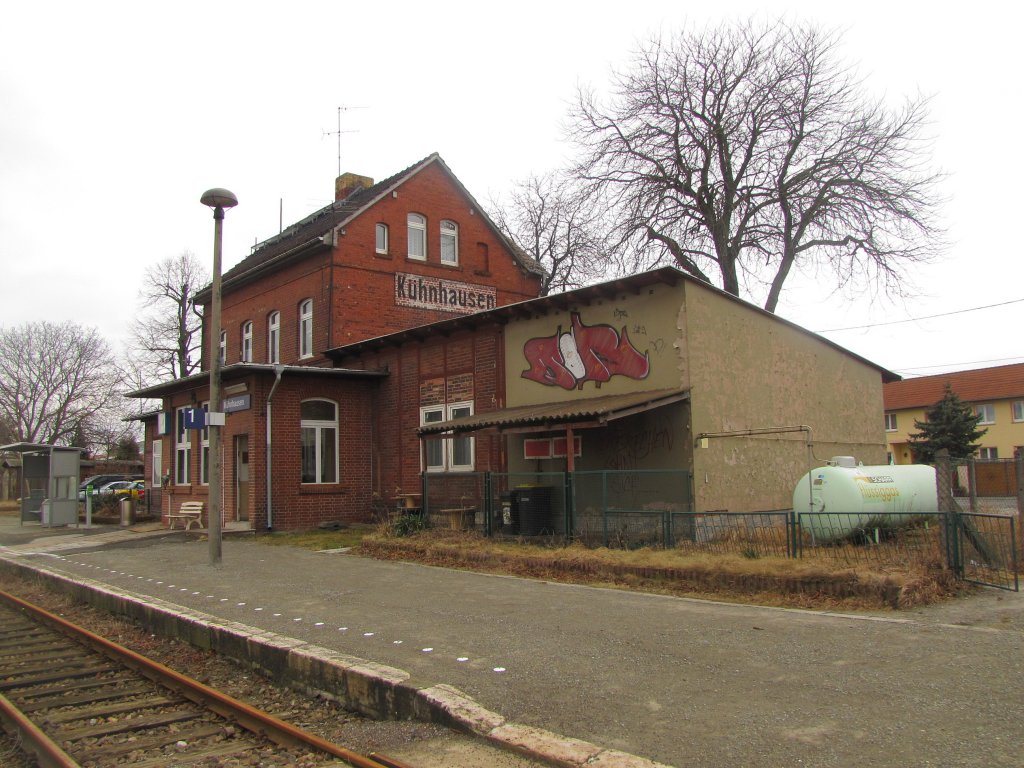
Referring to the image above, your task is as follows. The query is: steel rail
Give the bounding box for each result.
[0,690,81,768]
[0,588,412,768]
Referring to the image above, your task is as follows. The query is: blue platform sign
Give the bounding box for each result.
[183,407,206,430]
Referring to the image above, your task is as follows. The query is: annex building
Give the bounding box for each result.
[133,153,897,532]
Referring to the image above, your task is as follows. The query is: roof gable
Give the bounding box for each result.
[196,153,543,302]
[884,363,1024,410]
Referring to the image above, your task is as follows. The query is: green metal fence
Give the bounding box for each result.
[420,471,1019,590]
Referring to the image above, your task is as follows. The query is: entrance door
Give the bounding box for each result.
[235,435,249,521]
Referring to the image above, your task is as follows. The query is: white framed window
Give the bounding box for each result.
[975,403,996,424]
[300,399,338,484]
[407,213,426,260]
[448,402,474,470]
[1013,400,1024,422]
[299,299,313,359]
[440,219,459,265]
[978,447,998,460]
[375,223,389,254]
[199,402,210,485]
[175,407,191,485]
[152,440,163,487]
[267,311,280,364]
[420,401,474,471]
[219,331,227,365]
[884,413,897,432]
[421,406,445,471]
[241,321,253,363]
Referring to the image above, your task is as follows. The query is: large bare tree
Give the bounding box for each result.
[489,172,613,295]
[0,321,124,446]
[571,19,945,312]
[128,250,209,382]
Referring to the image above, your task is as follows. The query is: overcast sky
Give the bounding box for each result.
[1,1,1020,379]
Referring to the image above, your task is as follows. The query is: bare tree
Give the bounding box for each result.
[490,172,615,296]
[0,321,124,446]
[571,19,945,312]
[129,250,209,382]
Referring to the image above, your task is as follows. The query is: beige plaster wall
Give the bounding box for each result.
[681,283,887,511]
[503,284,684,407]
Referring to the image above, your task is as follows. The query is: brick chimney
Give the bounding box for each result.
[335,172,374,201]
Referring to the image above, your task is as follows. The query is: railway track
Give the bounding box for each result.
[0,588,411,768]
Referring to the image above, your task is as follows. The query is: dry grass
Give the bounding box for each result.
[354,528,963,610]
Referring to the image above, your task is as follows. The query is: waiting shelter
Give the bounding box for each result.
[0,442,81,526]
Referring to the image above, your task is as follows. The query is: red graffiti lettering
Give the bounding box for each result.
[521,313,651,390]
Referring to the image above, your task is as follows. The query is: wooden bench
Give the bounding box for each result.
[167,501,204,531]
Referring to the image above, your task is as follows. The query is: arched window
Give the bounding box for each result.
[407,213,426,260]
[299,299,313,359]
[267,311,280,364]
[219,331,227,365]
[375,223,389,254]
[240,321,253,363]
[440,219,458,265]
[300,399,338,484]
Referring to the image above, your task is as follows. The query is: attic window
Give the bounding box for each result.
[407,213,426,260]
[440,220,458,265]
[375,223,389,254]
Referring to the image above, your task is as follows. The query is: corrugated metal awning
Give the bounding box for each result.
[418,388,689,436]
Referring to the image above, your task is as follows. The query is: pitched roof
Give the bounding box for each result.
[195,153,544,302]
[883,363,1024,410]
[327,266,900,383]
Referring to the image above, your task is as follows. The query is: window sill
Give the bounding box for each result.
[299,484,349,495]
[374,251,392,259]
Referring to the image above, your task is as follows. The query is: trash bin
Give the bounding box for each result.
[120,498,135,527]
[514,486,555,535]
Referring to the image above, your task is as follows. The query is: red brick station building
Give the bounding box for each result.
[133,153,893,532]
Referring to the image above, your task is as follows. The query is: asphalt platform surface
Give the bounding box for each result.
[1,521,1022,767]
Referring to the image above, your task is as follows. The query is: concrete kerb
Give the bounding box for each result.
[0,555,674,768]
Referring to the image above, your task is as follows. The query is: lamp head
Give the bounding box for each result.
[200,188,238,210]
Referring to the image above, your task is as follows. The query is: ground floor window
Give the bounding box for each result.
[301,399,338,483]
[175,407,191,485]
[152,440,163,486]
[420,401,474,471]
[200,402,210,485]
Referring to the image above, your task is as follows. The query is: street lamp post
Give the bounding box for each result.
[200,188,237,567]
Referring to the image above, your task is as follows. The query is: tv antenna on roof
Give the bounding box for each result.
[322,105,367,176]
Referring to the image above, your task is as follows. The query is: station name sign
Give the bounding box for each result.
[395,273,496,315]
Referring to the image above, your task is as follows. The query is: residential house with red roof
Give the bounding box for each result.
[883,363,1024,464]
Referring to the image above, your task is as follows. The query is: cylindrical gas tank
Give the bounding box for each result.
[792,463,938,541]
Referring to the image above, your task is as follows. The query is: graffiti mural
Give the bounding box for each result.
[521,312,650,390]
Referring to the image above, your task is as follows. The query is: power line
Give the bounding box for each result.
[816,297,1024,333]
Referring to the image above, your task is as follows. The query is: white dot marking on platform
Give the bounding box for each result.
[254,608,264,612]
[363,632,374,637]
[393,640,403,645]
[315,622,324,627]
[493,667,506,673]
[457,657,469,662]
[273,613,281,617]
[293,618,302,622]
[338,627,348,632]
[237,602,246,606]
